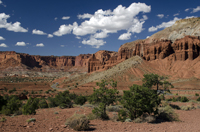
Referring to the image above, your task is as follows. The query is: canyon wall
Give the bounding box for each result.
[88,36,200,73]
[0,51,89,71]
[0,36,200,73]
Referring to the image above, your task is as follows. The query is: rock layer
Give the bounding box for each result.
[88,36,200,73]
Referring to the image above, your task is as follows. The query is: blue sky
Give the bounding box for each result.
[0,0,199,56]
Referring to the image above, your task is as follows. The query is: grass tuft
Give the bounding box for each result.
[65,114,90,131]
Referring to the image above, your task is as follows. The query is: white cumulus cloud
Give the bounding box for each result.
[47,34,53,38]
[32,29,47,35]
[0,0,2,4]
[54,2,151,48]
[148,26,158,32]
[60,45,65,47]
[0,36,5,40]
[185,16,197,19]
[36,43,44,47]
[82,37,106,48]
[148,17,180,32]
[191,6,200,13]
[157,14,164,18]
[173,13,179,16]
[185,8,190,12]
[62,16,70,20]
[93,31,108,39]
[78,13,93,19]
[15,41,26,46]
[76,36,81,39]
[140,15,148,21]
[73,3,151,36]
[53,22,77,36]
[118,32,132,40]
[0,13,28,32]
[0,43,7,47]
[128,20,145,34]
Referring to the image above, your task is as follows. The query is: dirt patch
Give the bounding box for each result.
[1,105,200,132]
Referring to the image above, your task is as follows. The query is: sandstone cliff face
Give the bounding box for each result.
[0,52,79,71]
[87,50,118,73]
[1,35,200,73]
[117,35,200,62]
[75,54,91,67]
[172,36,200,60]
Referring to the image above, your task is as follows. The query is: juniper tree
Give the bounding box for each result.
[89,80,119,120]
[142,73,174,95]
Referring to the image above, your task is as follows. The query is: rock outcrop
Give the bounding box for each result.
[87,50,118,73]
[117,36,200,62]
[0,51,86,72]
[1,36,199,73]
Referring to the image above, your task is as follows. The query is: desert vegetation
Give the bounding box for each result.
[1,74,200,131]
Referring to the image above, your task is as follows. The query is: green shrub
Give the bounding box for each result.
[166,98,172,101]
[86,113,98,120]
[176,96,182,101]
[195,93,199,96]
[106,105,123,112]
[180,105,196,111]
[157,105,179,121]
[74,95,87,105]
[92,104,109,120]
[23,90,29,95]
[133,114,156,123]
[65,114,90,131]
[47,97,57,108]
[38,98,48,108]
[27,118,36,123]
[169,104,181,110]
[31,90,35,94]
[69,93,78,100]
[82,104,95,108]
[119,84,160,120]
[22,97,39,115]
[197,97,200,101]
[0,95,7,111]
[8,90,13,94]
[118,108,128,122]
[0,117,6,122]
[181,96,189,102]
[13,108,23,116]
[172,97,177,102]
[160,94,165,100]
[4,87,7,92]
[54,91,72,108]
[1,95,21,115]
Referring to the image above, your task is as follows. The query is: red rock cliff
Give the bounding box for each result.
[88,36,200,73]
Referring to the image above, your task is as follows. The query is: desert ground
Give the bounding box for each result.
[1,74,200,132]
[0,101,200,132]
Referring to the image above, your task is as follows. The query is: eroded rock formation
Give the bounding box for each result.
[0,36,200,74]
[88,36,200,73]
